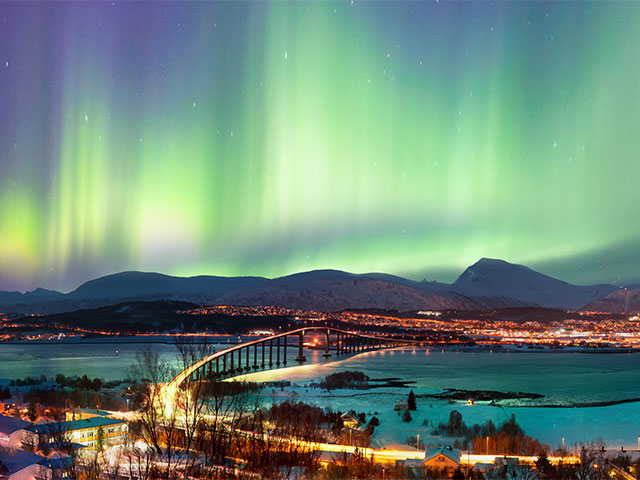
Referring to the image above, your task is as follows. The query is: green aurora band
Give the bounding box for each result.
[0,2,639,291]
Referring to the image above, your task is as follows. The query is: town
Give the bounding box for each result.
[3,305,640,351]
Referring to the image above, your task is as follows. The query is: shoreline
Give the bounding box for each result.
[2,337,640,354]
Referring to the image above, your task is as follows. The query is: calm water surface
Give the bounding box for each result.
[3,342,640,405]
[3,341,640,448]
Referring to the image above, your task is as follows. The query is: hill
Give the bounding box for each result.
[0,260,621,314]
[451,258,618,310]
[581,287,640,314]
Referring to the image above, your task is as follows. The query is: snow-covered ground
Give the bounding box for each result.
[4,341,640,452]
[237,350,640,452]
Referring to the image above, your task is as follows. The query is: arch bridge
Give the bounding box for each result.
[166,327,418,392]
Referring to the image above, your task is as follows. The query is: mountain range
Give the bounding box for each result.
[0,258,635,315]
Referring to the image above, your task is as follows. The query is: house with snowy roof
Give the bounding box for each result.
[0,448,44,480]
[0,415,30,449]
[423,446,461,471]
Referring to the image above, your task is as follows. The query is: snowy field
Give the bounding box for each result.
[237,348,640,451]
[3,341,640,450]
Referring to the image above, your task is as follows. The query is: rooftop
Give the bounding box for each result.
[425,446,461,464]
[0,448,44,475]
[38,454,74,470]
[0,414,30,435]
[26,416,125,435]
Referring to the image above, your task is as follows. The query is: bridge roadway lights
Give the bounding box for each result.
[165,328,415,396]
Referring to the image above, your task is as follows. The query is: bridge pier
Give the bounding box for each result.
[323,329,331,357]
[253,343,259,369]
[166,328,416,394]
[296,330,306,362]
[269,339,273,367]
[283,335,287,365]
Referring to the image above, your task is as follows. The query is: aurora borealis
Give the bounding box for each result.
[1,2,639,292]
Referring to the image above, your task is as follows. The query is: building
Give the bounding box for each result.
[0,400,16,414]
[0,415,30,449]
[340,412,362,430]
[34,455,74,480]
[394,400,408,411]
[0,448,44,480]
[64,408,113,422]
[423,446,461,472]
[24,417,127,452]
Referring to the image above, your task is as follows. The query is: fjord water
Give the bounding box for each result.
[2,342,640,448]
[3,342,640,404]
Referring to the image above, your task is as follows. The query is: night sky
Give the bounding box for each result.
[1,2,639,292]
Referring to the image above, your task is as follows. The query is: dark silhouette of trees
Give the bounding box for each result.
[408,390,417,410]
[434,411,548,456]
[318,371,370,390]
[535,449,552,478]
[402,410,412,422]
[96,425,105,453]
[324,448,376,479]
[365,416,380,435]
[27,401,38,422]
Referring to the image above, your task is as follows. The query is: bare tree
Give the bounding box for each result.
[132,338,222,478]
[196,380,257,478]
[131,347,179,478]
[122,442,155,480]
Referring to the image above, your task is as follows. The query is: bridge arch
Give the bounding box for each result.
[166,327,416,393]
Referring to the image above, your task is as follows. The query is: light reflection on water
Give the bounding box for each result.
[3,342,640,405]
[3,341,640,448]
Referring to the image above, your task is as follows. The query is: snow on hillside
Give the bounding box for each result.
[217,273,480,311]
[581,287,640,314]
[0,260,622,314]
[452,258,618,310]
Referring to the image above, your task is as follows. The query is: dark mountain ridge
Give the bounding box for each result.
[0,259,621,314]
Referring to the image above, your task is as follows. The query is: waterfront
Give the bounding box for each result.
[2,340,640,450]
